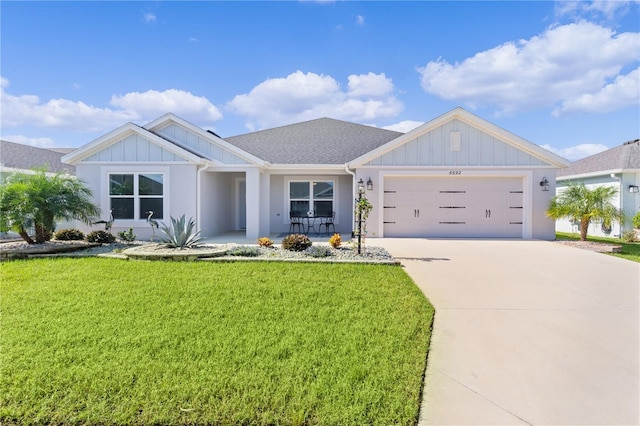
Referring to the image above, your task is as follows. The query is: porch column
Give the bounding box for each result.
[259,171,270,236]
[245,167,261,240]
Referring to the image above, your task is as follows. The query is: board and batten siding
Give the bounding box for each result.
[155,124,248,165]
[85,133,188,162]
[365,119,547,167]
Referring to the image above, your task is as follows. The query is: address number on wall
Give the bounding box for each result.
[449,170,462,175]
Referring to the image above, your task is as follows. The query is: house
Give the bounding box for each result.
[62,107,570,240]
[555,139,640,238]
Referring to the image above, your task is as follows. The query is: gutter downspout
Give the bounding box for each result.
[611,173,623,237]
[345,164,356,235]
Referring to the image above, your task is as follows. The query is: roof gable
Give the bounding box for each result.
[144,114,264,166]
[558,139,640,178]
[62,123,203,165]
[225,118,403,165]
[349,108,570,168]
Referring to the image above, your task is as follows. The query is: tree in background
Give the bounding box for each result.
[0,169,99,244]
[546,182,624,241]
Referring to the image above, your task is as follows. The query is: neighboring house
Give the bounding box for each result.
[0,139,75,179]
[62,107,570,240]
[556,139,640,238]
[0,140,76,235]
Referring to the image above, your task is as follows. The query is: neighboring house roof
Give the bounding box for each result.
[0,140,75,174]
[225,118,403,164]
[557,139,640,178]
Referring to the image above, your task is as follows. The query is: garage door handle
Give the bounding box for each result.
[485,209,491,218]
[414,209,420,218]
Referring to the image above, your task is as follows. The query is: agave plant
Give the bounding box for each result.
[159,214,203,249]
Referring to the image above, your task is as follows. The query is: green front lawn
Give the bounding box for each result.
[556,232,640,263]
[0,259,434,425]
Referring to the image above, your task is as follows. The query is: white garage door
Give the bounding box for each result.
[383,177,523,238]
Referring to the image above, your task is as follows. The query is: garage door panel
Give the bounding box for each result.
[383,176,523,238]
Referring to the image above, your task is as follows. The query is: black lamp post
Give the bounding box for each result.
[357,178,365,254]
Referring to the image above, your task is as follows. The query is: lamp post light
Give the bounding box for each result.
[357,178,365,254]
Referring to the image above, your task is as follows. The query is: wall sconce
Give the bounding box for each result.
[629,185,639,193]
[366,177,373,191]
[539,177,550,191]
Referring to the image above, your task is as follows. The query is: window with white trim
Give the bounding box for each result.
[289,181,334,216]
[109,173,164,220]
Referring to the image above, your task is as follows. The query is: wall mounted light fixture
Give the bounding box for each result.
[539,177,550,191]
[629,185,639,193]
[366,177,373,191]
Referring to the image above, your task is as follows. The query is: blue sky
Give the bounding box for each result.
[1,1,638,160]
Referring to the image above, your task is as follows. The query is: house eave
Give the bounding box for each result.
[558,169,640,181]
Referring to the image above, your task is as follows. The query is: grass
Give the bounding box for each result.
[556,231,640,263]
[0,259,434,425]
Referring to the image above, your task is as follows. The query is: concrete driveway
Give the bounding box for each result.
[370,239,639,425]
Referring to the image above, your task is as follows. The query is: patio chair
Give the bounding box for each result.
[289,211,305,234]
[318,211,335,235]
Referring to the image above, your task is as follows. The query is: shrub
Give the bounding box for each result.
[632,211,640,229]
[329,233,342,248]
[227,245,261,257]
[86,230,116,244]
[282,234,312,252]
[160,215,203,249]
[306,245,332,258]
[257,237,273,247]
[117,228,136,244]
[54,228,85,241]
[622,229,638,243]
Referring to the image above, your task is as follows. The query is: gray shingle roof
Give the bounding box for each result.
[225,118,403,164]
[557,139,640,177]
[0,140,75,174]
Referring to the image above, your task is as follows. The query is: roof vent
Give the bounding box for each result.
[623,138,639,146]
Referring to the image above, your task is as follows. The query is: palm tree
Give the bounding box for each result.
[547,182,624,241]
[0,169,99,244]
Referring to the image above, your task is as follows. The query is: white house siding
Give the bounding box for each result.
[267,173,352,235]
[365,119,547,167]
[84,133,188,162]
[74,163,198,240]
[155,124,248,165]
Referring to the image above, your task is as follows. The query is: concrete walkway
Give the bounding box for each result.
[370,239,639,425]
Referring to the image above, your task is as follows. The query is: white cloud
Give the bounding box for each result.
[383,120,424,133]
[143,12,156,23]
[111,89,222,123]
[418,21,640,115]
[1,134,56,149]
[0,77,8,88]
[0,78,223,132]
[356,15,365,26]
[348,72,394,97]
[555,1,637,21]
[554,67,640,115]
[541,143,609,161]
[227,70,403,130]
[189,37,199,43]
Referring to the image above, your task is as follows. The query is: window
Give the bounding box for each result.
[289,181,334,216]
[109,173,163,220]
